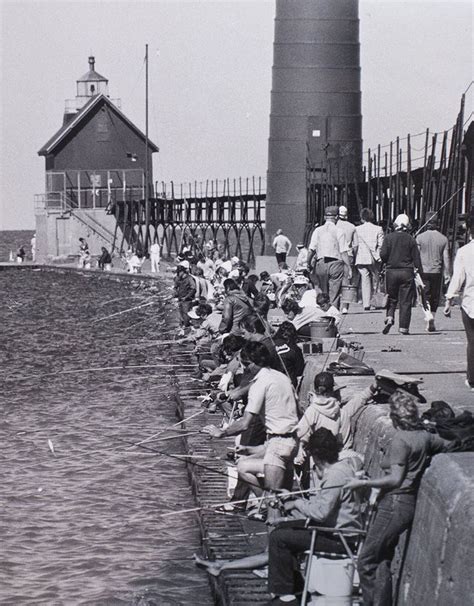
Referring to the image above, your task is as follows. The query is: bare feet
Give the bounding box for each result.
[194,554,223,576]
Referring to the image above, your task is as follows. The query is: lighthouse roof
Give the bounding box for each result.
[77,56,108,83]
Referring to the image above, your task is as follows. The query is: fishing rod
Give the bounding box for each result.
[159,483,348,518]
[127,408,207,449]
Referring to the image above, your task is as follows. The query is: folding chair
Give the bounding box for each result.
[300,488,378,606]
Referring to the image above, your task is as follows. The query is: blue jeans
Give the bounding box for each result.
[358,492,416,606]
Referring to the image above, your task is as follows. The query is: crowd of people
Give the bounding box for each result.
[169,207,473,605]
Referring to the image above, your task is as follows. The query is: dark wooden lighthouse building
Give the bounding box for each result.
[35,56,158,261]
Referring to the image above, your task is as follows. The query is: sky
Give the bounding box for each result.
[0,0,472,230]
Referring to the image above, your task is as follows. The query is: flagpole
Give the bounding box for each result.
[144,43,150,252]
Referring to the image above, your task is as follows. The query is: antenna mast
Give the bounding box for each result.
[144,43,150,251]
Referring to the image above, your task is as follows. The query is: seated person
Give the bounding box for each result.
[240,314,282,372]
[272,321,305,387]
[298,283,322,308]
[195,427,364,602]
[316,292,342,327]
[259,271,277,305]
[267,429,363,606]
[281,298,328,338]
[243,274,260,299]
[187,303,222,344]
[295,372,341,465]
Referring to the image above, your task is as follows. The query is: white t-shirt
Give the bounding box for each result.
[246,367,299,435]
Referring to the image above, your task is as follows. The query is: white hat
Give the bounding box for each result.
[294,275,309,285]
[394,213,410,228]
[187,307,201,320]
[178,260,190,270]
[339,205,348,217]
[229,269,240,279]
[231,256,240,264]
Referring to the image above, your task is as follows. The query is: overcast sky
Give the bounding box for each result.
[0,0,472,229]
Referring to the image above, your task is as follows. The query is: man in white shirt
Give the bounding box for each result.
[272,229,292,268]
[203,341,299,495]
[444,216,474,390]
[355,208,385,310]
[149,241,161,273]
[307,206,351,309]
[337,206,359,313]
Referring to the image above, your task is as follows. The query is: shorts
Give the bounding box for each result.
[263,436,298,470]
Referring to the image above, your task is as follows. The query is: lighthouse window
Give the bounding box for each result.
[90,84,95,94]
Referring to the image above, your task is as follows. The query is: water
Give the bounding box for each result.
[0,268,213,605]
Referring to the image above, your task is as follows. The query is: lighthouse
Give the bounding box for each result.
[265,0,362,250]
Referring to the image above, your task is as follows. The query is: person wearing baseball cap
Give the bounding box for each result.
[307,205,352,309]
[380,213,423,335]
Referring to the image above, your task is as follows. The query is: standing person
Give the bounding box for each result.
[203,341,299,497]
[346,391,452,606]
[30,233,36,262]
[444,214,474,391]
[416,211,451,332]
[355,208,385,310]
[174,261,197,328]
[272,229,292,268]
[307,206,352,309]
[380,214,423,335]
[149,241,161,273]
[337,206,358,314]
[16,245,26,263]
[78,238,89,268]
[98,247,112,271]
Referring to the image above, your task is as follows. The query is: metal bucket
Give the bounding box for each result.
[309,318,337,339]
[341,285,358,303]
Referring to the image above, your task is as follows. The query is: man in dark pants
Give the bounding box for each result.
[416,211,451,332]
[173,261,196,328]
[307,206,351,309]
[266,429,363,606]
[380,214,423,335]
[444,214,474,391]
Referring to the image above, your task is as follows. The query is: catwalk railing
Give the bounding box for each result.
[305,94,471,250]
[110,177,266,264]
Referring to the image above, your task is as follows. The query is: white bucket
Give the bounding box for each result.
[227,464,238,498]
[308,595,353,606]
[307,556,355,597]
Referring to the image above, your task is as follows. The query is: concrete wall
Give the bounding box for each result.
[35,208,118,261]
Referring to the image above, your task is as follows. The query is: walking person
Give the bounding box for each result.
[149,241,161,273]
[355,208,385,310]
[337,206,358,314]
[272,229,292,268]
[444,214,474,391]
[307,206,351,309]
[416,211,451,331]
[380,214,423,335]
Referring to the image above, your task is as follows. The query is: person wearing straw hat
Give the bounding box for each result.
[380,214,422,335]
[416,211,451,332]
[307,206,351,309]
[337,206,358,314]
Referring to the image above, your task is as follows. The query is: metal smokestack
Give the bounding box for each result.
[266,0,362,249]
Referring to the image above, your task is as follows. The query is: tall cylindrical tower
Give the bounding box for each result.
[266,0,362,249]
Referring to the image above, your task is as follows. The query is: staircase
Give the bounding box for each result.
[60,194,117,250]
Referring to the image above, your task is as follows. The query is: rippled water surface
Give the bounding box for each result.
[1,268,212,605]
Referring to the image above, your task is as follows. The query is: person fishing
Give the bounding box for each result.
[202,341,299,507]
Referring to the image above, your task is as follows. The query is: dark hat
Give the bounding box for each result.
[425,211,438,224]
[325,206,339,217]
